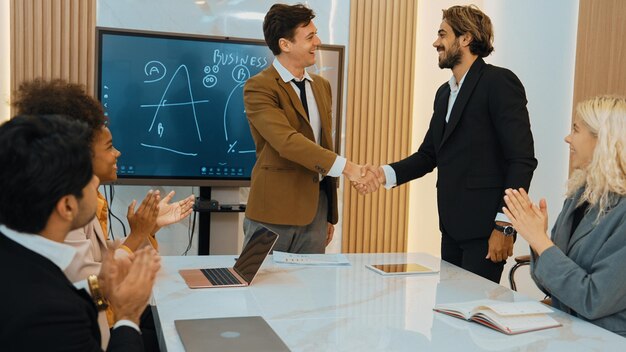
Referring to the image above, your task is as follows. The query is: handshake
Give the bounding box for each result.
[343,161,386,195]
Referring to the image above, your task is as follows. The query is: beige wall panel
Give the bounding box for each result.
[10,0,96,111]
[573,0,626,106]
[342,0,417,253]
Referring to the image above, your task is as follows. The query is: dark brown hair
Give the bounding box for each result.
[0,115,92,233]
[442,5,494,57]
[263,3,315,55]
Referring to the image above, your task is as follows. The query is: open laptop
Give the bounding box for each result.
[175,316,290,352]
[179,228,278,288]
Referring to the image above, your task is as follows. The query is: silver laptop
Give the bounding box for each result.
[175,316,290,352]
[179,228,278,288]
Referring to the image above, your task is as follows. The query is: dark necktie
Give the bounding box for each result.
[292,79,309,119]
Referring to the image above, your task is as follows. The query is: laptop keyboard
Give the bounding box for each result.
[201,268,241,286]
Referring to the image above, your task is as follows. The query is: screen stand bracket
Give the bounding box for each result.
[197,186,212,255]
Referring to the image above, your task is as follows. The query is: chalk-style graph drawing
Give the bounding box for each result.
[203,65,218,88]
[137,56,264,162]
[139,143,198,156]
[231,64,249,83]
[227,140,237,153]
[223,82,245,142]
[203,74,217,88]
[222,64,255,154]
[140,63,208,156]
[144,61,167,83]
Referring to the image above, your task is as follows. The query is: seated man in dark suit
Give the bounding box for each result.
[0,115,161,351]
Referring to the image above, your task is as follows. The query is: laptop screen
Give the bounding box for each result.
[233,229,278,283]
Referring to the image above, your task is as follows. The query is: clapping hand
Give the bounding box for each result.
[125,190,160,251]
[156,191,195,227]
[127,190,160,234]
[100,246,161,325]
[502,188,554,255]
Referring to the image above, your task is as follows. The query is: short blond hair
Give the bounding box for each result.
[567,95,626,218]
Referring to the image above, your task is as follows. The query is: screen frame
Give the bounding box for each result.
[95,27,345,187]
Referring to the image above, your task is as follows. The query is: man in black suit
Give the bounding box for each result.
[0,115,160,351]
[362,5,537,282]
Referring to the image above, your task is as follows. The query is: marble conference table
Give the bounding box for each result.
[151,253,625,351]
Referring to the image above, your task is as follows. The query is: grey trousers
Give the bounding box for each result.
[243,190,328,254]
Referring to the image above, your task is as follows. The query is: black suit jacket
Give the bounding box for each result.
[391,58,537,241]
[0,232,143,352]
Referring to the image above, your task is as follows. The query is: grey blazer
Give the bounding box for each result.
[531,189,626,337]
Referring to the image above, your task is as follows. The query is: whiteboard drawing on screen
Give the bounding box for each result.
[223,64,255,155]
[202,65,218,88]
[136,52,268,163]
[143,61,167,83]
[140,63,207,157]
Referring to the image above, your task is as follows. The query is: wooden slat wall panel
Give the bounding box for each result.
[342,0,417,253]
[573,0,626,107]
[10,0,96,114]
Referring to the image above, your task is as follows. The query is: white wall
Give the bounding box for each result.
[0,0,10,122]
[97,0,351,255]
[408,0,579,298]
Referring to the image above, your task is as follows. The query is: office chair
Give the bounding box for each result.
[508,255,530,291]
[509,254,552,305]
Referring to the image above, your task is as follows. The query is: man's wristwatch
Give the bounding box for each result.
[494,223,517,237]
[87,274,109,311]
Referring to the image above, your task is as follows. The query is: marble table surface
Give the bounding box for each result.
[151,253,625,351]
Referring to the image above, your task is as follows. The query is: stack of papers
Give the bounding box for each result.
[272,251,351,266]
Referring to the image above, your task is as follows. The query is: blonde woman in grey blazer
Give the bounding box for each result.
[503,95,626,337]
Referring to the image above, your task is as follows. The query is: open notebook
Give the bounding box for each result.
[434,299,561,335]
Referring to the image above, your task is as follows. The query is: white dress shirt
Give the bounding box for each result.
[272,59,346,177]
[445,71,467,122]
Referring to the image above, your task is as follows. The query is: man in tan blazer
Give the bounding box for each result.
[243,3,374,253]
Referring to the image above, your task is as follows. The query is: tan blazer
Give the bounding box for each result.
[244,65,338,226]
[64,217,108,282]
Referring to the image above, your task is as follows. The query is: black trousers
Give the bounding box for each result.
[441,231,505,283]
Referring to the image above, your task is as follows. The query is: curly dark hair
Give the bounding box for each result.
[12,79,107,145]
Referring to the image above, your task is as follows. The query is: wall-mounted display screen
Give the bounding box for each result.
[97,27,344,186]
